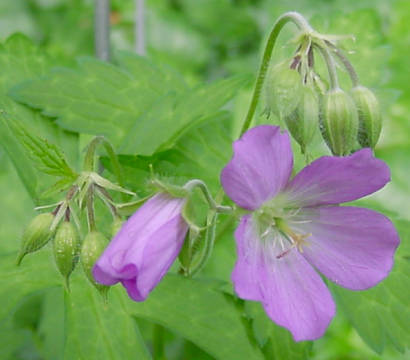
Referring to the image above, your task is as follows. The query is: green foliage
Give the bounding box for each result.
[331,219,410,354]
[11,53,247,153]
[64,277,151,360]
[130,274,264,360]
[2,112,76,178]
[0,33,79,202]
[1,1,410,360]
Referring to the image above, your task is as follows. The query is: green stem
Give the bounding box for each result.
[314,44,339,90]
[326,41,360,87]
[183,179,232,213]
[83,136,126,199]
[190,212,218,277]
[240,11,313,135]
[86,185,96,232]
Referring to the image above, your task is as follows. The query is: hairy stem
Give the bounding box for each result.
[86,186,96,232]
[240,11,313,135]
[190,212,218,277]
[314,44,340,90]
[183,179,232,213]
[326,41,360,87]
[83,136,125,198]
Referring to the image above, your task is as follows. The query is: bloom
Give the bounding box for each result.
[221,125,399,341]
[93,193,188,301]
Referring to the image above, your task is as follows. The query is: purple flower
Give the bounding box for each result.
[221,125,399,341]
[93,193,188,301]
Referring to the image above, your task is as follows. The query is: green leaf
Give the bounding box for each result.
[331,218,410,354]
[1,112,76,178]
[245,302,311,360]
[0,34,79,202]
[106,111,234,195]
[0,251,151,360]
[0,252,59,322]
[10,54,186,147]
[128,274,264,360]
[64,276,151,360]
[119,74,249,155]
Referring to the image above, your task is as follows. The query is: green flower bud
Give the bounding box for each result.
[53,221,79,290]
[265,62,303,117]
[320,88,359,156]
[284,85,319,153]
[17,213,55,265]
[80,231,109,298]
[351,86,382,148]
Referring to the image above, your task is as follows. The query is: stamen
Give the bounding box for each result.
[274,217,311,253]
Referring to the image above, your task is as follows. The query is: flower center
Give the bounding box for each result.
[274,217,311,254]
[255,205,311,257]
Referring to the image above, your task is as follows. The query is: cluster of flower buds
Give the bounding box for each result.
[16,137,135,297]
[264,19,382,156]
[17,136,231,300]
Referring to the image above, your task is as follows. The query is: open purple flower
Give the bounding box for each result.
[93,193,188,301]
[221,125,399,341]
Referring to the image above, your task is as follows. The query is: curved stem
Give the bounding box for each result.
[83,136,125,198]
[326,41,360,87]
[240,12,313,135]
[314,44,340,90]
[183,179,232,213]
[190,212,218,277]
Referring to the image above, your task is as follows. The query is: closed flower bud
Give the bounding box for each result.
[53,221,79,289]
[320,88,359,156]
[17,213,55,265]
[93,193,188,302]
[265,62,303,117]
[351,86,382,148]
[284,85,319,153]
[81,232,110,297]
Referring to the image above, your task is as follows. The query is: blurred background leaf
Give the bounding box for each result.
[0,0,409,359]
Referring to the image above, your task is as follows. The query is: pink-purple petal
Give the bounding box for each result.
[292,206,400,290]
[92,193,188,301]
[128,216,188,300]
[285,149,390,207]
[260,244,335,342]
[231,215,264,301]
[231,214,335,341]
[221,125,293,210]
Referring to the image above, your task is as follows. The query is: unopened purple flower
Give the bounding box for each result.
[93,193,188,301]
[221,125,399,341]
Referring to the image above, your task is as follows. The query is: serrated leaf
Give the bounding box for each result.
[128,274,264,360]
[330,218,410,354]
[2,112,76,178]
[0,34,79,202]
[10,54,187,147]
[40,177,75,199]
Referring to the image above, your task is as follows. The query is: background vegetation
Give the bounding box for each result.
[0,0,409,359]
